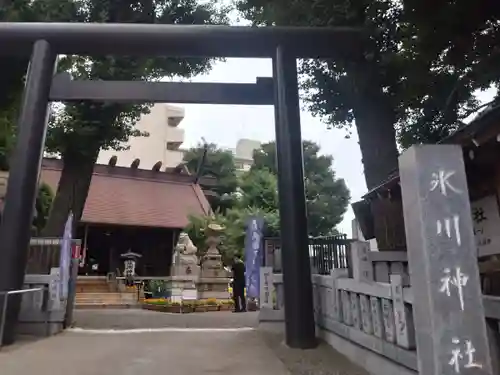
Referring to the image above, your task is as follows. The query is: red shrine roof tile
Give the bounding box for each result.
[40,158,211,229]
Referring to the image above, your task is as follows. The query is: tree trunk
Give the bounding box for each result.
[42,153,97,237]
[354,97,399,190]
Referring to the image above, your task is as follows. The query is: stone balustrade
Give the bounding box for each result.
[258,245,500,375]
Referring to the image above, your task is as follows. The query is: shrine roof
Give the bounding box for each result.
[40,158,211,229]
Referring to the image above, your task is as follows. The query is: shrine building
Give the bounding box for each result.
[353,104,500,295]
[40,157,212,278]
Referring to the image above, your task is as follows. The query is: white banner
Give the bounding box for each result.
[59,212,73,300]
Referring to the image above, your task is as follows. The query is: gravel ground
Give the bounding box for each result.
[260,331,369,375]
[73,309,259,329]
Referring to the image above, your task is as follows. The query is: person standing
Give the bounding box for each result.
[232,255,246,312]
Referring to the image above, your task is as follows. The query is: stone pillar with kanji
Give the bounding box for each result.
[399,145,493,375]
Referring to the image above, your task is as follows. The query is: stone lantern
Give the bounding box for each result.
[198,223,231,300]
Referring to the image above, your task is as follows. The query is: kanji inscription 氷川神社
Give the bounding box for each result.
[399,145,492,375]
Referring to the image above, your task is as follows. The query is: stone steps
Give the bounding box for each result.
[75,281,139,309]
[76,277,112,293]
[74,277,139,309]
[76,303,139,310]
[76,285,110,293]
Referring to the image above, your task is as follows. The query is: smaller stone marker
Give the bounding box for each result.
[341,290,352,325]
[351,241,373,281]
[331,269,345,321]
[390,274,415,349]
[350,293,362,330]
[259,267,275,310]
[370,296,384,339]
[381,298,396,343]
[359,294,374,334]
[400,145,493,375]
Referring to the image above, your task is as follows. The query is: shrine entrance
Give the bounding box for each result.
[0,22,364,347]
[76,224,177,277]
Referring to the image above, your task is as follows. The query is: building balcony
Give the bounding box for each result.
[166,125,185,144]
[166,105,185,127]
[166,141,183,151]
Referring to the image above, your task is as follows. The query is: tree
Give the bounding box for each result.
[396,0,500,147]
[238,168,278,212]
[0,106,17,171]
[43,0,228,236]
[183,143,238,212]
[251,141,350,236]
[236,0,482,188]
[186,206,279,265]
[0,0,80,169]
[186,161,280,264]
[33,183,54,235]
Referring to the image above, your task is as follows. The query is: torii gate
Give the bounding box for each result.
[0,22,364,347]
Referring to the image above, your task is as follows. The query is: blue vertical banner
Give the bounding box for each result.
[59,212,73,300]
[245,216,264,299]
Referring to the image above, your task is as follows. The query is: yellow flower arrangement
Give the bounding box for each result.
[144,298,170,305]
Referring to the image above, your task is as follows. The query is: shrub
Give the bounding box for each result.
[206,298,218,305]
[144,298,169,306]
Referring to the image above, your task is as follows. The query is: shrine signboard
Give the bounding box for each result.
[470,196,500,257]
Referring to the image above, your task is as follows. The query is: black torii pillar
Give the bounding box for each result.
[0,40,57,345]
[273,45,317,349]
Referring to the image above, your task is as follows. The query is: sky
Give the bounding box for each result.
[178,58,366,236]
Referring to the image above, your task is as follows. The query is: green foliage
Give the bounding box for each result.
[39,0,229,235]
[185,212,226,258]
[0,106,17,171]
[397,0,500,147]
[221,206,280,260]
[251,141,350,236]
[47,1,228,159]
[183,143,238,212]
[236,0,487,187]
[186,139,346,262]
[0,0,80,169]
[186,206,279,265]
[238,168,278,212]
[33,182,54,235]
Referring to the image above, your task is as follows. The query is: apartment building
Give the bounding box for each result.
[231,138,261,172]
[97,104,186,169]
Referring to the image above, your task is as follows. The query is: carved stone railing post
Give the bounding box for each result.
[350,241,373,282]
[259,267,275,310]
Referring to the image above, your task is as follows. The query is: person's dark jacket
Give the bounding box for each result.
[232,260,245,288]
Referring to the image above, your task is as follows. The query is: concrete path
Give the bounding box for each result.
[0,310,368,375]
[0,329,290,375]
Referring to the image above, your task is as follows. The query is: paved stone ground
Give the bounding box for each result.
[0,330,290,375]
[0,310,366,375]
[73,309,259,329]
[261,331,369,375]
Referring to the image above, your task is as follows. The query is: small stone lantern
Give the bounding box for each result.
[120,250,142,286]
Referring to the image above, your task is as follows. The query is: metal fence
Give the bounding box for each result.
[0,287,48,348]
[309,234,351,275]
[264,235,351,275]
[26,238,64,274]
